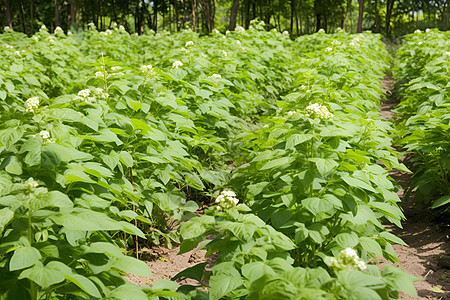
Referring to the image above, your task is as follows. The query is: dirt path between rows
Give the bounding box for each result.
[380,75,450,300]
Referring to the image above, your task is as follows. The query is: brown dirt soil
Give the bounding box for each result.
[127,75,450,299]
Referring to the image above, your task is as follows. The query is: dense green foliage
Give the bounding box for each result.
[394,29,450,211]
[0,23,419,299]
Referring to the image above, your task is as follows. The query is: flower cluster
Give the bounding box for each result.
[172,61,183,68]
[235,25,245,33]
[305,103,333,120]
[140,64,156,75]
[4,26,12,32]
[325,47,333,52]
[39,130,50,140]
[215,190,239,210]
[93,88,109,99]
[39,25,48,32]
[185,41,194,47]
[26,178,39,190]
[180,47,190,54]
[282,30,289,35]
[414,29,421,34]
[445,52,450,57]
[331,40,341,46]
[329,248,367,271]
[222,50,228,57]
[349,37,360,47]
[210,74,221,80]
[95,71,107,79]
[25,97,39,112]
[48,38,55,45]
[54,26,64,35]
[75,89,96,103]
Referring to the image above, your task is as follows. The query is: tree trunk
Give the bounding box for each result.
[229,0,239,31]
[385,0,395,36]
[290,0,296,33]
[55,0,61,27]
[444,0,449,30]
[4,0,12,29]
[356,0,363,33]
[19,0,26,33]
[192,0,197,32]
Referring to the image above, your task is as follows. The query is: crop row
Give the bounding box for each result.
[0,24,416,299]
[393,29,450,211]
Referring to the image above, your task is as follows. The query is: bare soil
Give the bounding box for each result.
[127,75,450,299]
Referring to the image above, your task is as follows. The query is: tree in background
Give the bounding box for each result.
[1,0,449,36]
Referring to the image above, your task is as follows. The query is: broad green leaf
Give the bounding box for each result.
[10,246,42,271]
[18,261,65,288]
[112,256,152,277]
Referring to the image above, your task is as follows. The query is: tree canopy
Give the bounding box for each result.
[1,0,449,36]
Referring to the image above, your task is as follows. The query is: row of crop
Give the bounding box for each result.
[0,23,305,299]
[0,25,416,299]
[178,31,418,299]
[394,29,450,210]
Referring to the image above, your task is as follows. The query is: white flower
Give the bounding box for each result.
[48,38,55,44]
[172,61,183,68]
[40,24,47,32]
[236,40,241,47]
[329,248,367,271]
[445,52,450,57]
[426,28,431,33]
[39,130,50,140]
[418,41,423,45]
[282,30,289,35]
[4,44,13,49]
[305,103,333,120]
[95,71,105,78]
[4,26,12,32]
[318,28,325,33]
[287,110,296,117]
[215,189,239,210]
[300,85,307,90]
[119,25,125,31]
[14,51,21,56]
[140,64,155,75]
[180,47,190,54]
[32,36,39,42]
[106,29,113,35]
[78,89,90,98]
[67,31,73,36]
[414,29,421,34]
[325,47,333,52]
[212,28,220,34]
[349,42,356,47]
[26,178,39,190]
[225,30,230,35]
[54,26,64,35]
[111,66,122,71]
[222,50,228,57]
[185,40,194,47]
[25,97,39,112]
[331,40,341,46]
[113,72,124,77]
[93,88,109,99]
[210,74,221,80]
[235,25,245,33]
[88,22,96,30]
[341,247,358,259]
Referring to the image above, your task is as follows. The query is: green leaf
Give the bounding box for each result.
[308,158,338,177]
[342,175,377,193]
[112,256,152,277]
[66,274,102,298]
[0,207,14,233]
[431,195,450,208]
[10,247,42,271]
[119,151,134,167]
[172,262,207,282]
[285,133,313,149]
[259,157,292,171]
[108,284,148,300]
[31,191,73,211]
[209,274,243,300]
[18,261,65,288]
[359,237,383,257]
[335,232,359,248]
[51,209,123,231]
